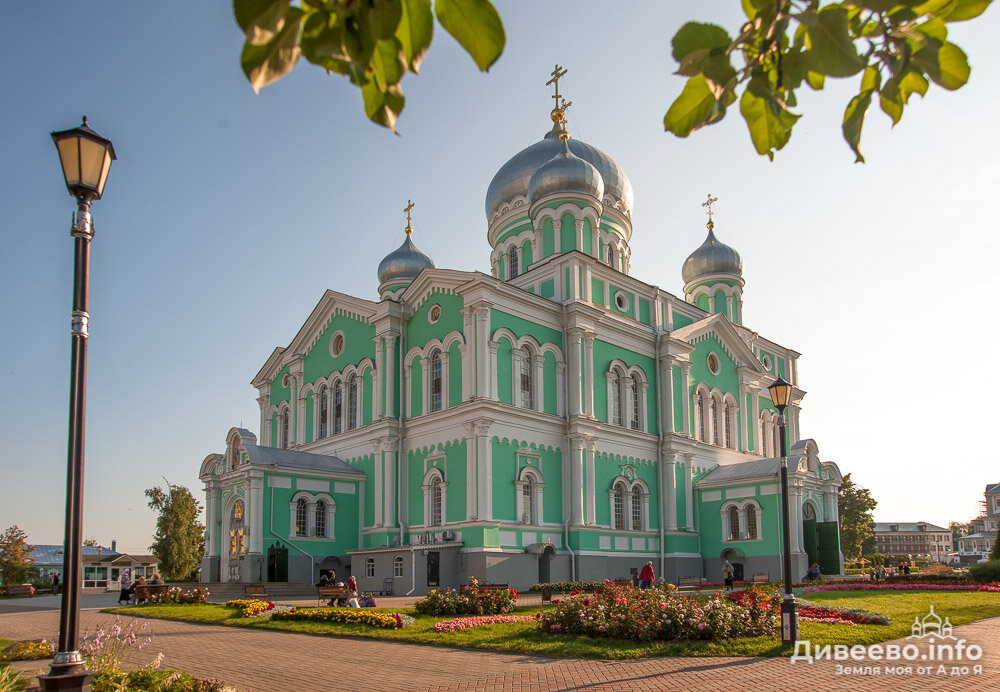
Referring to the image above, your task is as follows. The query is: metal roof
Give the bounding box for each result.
[873,522,949,533]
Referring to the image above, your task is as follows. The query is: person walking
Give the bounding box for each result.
[118,568,132,605]
[722,560,735,591]
[51,573,60,595]
[639,561,655,589]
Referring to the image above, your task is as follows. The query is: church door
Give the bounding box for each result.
[803,503,819,567]
[537,547,553,584]
[267,543,288,582]
[426,551,440,587]
[228,499,246,582]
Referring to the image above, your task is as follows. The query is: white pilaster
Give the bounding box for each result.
[684,454,694,530]
[475,419,493,520]
[374,336,384,419]
[568,328,583,416]
[583,332,595,416]
[585,437,597,524]
[249,475,264,553]
[664,455,677,531]
[570,436,585,525]
[384,333,396,419]
[680,362,692,436]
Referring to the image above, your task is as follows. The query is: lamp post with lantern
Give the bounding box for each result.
[767,375,798,646]
[41,117,115,692]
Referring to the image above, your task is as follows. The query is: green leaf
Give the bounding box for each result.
[939,0,993,21]
[860,64,882,92]
[912,0,956,15]
[741,0,773,19]
[664,74,731,137]
[805,6,866,77]
[362,81,405,132]
[879,78,905,124]
[916,16,948,41]
[240,6,304,93]
[234,0,293,44]
[899,69,930,99]
[364,0,404,40]
[739,77,800,159]
[912,39,970,89]
[842,87,874,163]
[807,70,826,89]
[397,0,433,73]
[435,0,505,71]
[372,37,405,88]
[852,0,904,10]
[671,22,732,63]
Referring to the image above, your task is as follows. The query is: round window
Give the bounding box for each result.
[614,291,630,312]
[428,304,442,324]
[761,354,772,370]
[281,373,290,388]
[330,332,345,358]
[707,352,721,375]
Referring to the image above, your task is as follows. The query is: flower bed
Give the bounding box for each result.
[727,590,891,625]
[415,576,518,616]
[1,639,54,662]
[538,582,778,641]
[804,582,1000,594]
[432,615,536,633]
[272,607,403,629]
[225,598,274,618]
[147,587,210,605]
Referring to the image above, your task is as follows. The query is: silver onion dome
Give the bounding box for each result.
[377,233,435,286]
[527,141,605,204]
[486,131,633,220]
[682,224,743,284]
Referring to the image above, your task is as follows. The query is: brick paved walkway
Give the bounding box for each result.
[3,606,997,691]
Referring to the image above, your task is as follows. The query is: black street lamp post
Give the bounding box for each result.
[767,375,798,646]
[41,117,115,692]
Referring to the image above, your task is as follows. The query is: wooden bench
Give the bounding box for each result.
[244,583,269,599]
[677,576,704,589]
[752,573,770,584]
[317,585,350,606]
[133,584,168,603]
[6,585,34,597]
[464,582,509,593]
[612,578,633,588]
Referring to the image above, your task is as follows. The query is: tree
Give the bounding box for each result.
[145,483,206,581]
[231,1,991,158]
[838,473,877,560]
[949,520,970,543]
[0,526,36,586]
[83,537,98,547]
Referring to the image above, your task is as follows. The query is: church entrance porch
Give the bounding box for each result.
[267,543,288,582]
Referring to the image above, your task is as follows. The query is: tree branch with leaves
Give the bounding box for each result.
[145,483,206,581]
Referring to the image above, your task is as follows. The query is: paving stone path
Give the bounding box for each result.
[2,603,997,691]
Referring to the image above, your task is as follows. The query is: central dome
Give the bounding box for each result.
[486,131,633,220]
[527,142,605,204]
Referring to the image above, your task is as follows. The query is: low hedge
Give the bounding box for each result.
[969,561,1000,583]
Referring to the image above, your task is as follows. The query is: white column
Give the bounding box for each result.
[790,488,803,552]
[574,218,584,251]
[374,336,384,419]
[488,341,499,400]
[256,393,268,444]
[585,438,597,525]
[738,386,748,451]
[664,455,677,531]
[475,306,490,397]
[570,436,585,525]
[384,334,396,419]
[680,362,692,436]
[568,328,583,416]
[752,391,761,454]
[583,332,595,417]
[249,476,264,553]
[464,422,477,520]
[582,263,592,302]
[684,454,694,530]
[462,309,474,400]
[726,295,734,321]
[556,362,566,416]
[422,350,431,413]
[512,347,523,406]
[534,354,545,412]
[384,439,398,528]
[206,486,219,556]
[662,360,675,434]
[475,419,493,520]
[372,441,384,526]
[440,350,450,409]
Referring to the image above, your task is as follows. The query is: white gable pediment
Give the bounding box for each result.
[671,313,765,373]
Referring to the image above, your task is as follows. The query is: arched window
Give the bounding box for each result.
[610,371,622,426]
[695,392,706,442]
[631,486,642,530]
[522,477,535,524]
[334,381,343,434]
[724,401,733,448]
[607,244,615,267]
[348,375,358,429]
[295,498,308,536]
[745,505,758,540]
[314,500,327,537]
[629,374,640,430]
[319,386,328,438]
[516,467,544,526]
[430,477,443,526]
[365,557,375,578]
[393,555,404,577]
[229,500,245,558]
[279,409,289,449]
[728,506,740,541]
[508,245,519,278]
[520,347,534,409]
[430,350,443,412]
[773,423,783,458]
[711,399,721,445]
[613,481,628,530]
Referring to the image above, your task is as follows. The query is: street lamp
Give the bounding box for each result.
[41,117,115,692]
[767,374,798,646]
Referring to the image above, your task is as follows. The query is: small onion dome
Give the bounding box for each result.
[682,223,743,284]
[377,232,435,286]
[527,140,605,205]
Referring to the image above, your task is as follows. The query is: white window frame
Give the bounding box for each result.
[608,476,649,531]
[288,491,336,540]
[393,556,404,578]
[514,464,545,526]
[720,499,764,542]
[421,466,447,528]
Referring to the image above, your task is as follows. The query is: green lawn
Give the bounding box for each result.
[103,590,1000,660]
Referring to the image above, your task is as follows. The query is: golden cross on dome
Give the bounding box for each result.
[701,193,719,225]
[546,64,567,105]
[404,199,415,233]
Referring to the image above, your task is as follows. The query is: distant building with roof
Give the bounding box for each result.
[31,542,158,591]
[873,522,951,561]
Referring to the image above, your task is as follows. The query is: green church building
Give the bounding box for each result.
[199,84,844,594]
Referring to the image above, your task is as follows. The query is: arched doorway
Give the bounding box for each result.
[802,502,819,568]
[267,541,288,582]
[537,544,555,584]
[228,499,246,582]
[720,547,745,581]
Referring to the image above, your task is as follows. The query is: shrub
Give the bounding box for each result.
[91,668,224,691]
[529,581,608,593]
[0,640,53,662]
[146,587,210,605]
[538,581,778,642]
[969,561,1000,584]
[80,617,152,674]
[272,607,402,629]
[0,662,30,692]
[414,577,518,616]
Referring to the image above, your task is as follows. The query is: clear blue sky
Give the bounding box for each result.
[2,2,997,553]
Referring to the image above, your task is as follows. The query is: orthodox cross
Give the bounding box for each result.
[404,199,415,233]
[546,64,567,106]
[701,193,719,224]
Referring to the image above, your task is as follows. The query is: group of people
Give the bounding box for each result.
[868,561,910,581]
[117,569,163,604]
[316,570,376,608]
